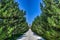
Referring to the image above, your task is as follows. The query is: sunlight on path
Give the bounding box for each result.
[17,29,44,40]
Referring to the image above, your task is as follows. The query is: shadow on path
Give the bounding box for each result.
[17,29,45,40]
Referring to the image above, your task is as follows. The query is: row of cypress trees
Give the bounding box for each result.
[31,0,60,40]
[0,0,29,40]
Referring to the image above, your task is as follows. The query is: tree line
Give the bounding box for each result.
[0,0,29,40]
[31,0,60,40]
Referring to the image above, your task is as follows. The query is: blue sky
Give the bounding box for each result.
[15,0,42,24]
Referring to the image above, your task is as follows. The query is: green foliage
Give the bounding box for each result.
[31,0,60,40]
[0,0,29,40]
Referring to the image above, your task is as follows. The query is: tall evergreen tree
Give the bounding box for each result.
[31,0,60,40]
[0,0,29,40]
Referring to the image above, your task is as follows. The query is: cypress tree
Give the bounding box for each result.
[0,0,28,40]
[31,0,60,40]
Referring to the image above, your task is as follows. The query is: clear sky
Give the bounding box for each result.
[15,0,42,24]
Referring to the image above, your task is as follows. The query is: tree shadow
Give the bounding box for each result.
[33,32,45,40]
[37,37,45,40]
[17,34,27,39]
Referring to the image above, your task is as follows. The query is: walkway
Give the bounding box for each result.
[17,29,44,40]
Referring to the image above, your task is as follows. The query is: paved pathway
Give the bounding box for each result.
[17,29,44,40]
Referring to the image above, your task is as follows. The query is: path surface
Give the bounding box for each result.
[17,29,44,40]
